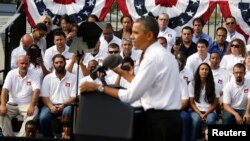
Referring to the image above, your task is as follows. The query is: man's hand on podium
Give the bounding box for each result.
[80,82,100,93]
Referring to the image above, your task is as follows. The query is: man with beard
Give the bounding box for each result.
[222,63,250,125]
[39,54,76,137]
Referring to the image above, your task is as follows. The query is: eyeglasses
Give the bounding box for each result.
[159,18,168,21]
[226,22,235,25]
[230,44,240,48]
[44,21,51,25]
[108,51,119,54]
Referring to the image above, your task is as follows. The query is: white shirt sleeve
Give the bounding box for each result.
[188,82,195,98]
[222,83,231,104]
[41,75,50,97]
[2,71,13,90]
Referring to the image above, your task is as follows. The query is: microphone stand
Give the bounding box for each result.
[70,50,84,139]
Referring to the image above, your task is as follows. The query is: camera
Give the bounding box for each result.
[27,44,42,66]
[120,65,131,71]
[175,37,181,45]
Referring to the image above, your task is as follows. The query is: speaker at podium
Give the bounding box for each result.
[74,91,134,141]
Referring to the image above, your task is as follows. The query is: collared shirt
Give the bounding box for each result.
[226,31,246,44]
[43,45,73,70]
[192,32,213,46]
[41,72,76,104]
[78,75,109,95]
[220,54,244,75]
[158,27,177,52]
[30,33,47,56]
[180,78,189,100]
[185,52,210,75]
[189,82,220,112]
[118,41,181,111]
[3,68,40,104]
[223,79,250,110]
[179,68,193,83]
[208,41,228,59]
[99,34,122,54]
[212,67,230,94]
[120,49,142,74]
[11,44,27,69]
[175,42,197,58]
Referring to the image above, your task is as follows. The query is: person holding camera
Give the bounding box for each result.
[27,44,50,81]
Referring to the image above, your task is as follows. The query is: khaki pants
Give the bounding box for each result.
[0,103,38,136]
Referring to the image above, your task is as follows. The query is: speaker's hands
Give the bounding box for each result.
[80,82,99,93]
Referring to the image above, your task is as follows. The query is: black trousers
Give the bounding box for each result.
[144,109,183,141]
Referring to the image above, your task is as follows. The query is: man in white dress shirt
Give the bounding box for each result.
[11,34,33,69]
[225,16,246,44]
[157,13,177,52]
[80,16,183,141]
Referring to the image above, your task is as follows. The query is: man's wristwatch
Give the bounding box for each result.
[98,85,105,92]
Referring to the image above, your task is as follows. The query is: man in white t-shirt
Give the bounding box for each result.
[0,55,40,136]
[222,63,250,125]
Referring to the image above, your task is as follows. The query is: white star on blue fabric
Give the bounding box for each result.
[42,10,48,15]
[87,0,95,6]
[242,9,248,12]
[35,0,42,3]
[186,10,194,17]
[180,18,185,24]
[136,4,142,9]
[191,0,199,4]
[83,11,89,15]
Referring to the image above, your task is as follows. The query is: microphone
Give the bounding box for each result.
[91,54,123,74]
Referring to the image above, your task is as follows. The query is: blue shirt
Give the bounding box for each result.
[208,41,229,59]
[192,32,213,46]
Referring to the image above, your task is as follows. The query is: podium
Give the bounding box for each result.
[73,92,134,141]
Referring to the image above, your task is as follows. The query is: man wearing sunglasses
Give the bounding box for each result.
[105,43,120,83]
[225,16,246,44]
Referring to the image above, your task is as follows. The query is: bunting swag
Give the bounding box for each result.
[117,0,215,35]
[22,0,114,28]
[22,0,250,39]
[117,0,250,38]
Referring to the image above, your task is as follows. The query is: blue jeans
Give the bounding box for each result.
[190,111,217,141]
[39,105,72,137]
[222,109,245,125]
[180,110,191,141]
